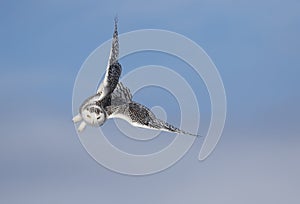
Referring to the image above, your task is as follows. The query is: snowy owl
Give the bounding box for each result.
[72,18,199,137]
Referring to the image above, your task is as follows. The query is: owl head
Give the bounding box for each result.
[79,95,107,127]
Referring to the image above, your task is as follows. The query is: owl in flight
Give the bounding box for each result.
[72,18,199,137]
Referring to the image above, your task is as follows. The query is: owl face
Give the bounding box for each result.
[80,100,107,126]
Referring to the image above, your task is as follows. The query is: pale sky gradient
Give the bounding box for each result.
[1,0,299,203]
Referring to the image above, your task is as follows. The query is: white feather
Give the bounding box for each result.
[72,114,82,123]
[78,121,87,132]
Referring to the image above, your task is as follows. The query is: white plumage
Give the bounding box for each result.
[73,18,199,137]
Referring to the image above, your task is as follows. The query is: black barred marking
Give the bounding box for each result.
[96,18,121,100]
[96,95,111,108]
[76,18,200,137]
[110,82,132,106]
[106,62,122,95]
[89,106,100,114]
[126,102,199,136]
[109,17,119,65]
[163,122,180,133]
[128,103,151,126]
[161,120,200,136]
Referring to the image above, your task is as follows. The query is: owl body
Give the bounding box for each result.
[73,18,199,137]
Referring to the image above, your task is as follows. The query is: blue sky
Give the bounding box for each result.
[1,0,299,203]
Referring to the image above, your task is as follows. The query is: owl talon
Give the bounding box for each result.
[78,121,87,132]
[72,114,82,123]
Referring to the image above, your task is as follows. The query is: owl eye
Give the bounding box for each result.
[87,115,91,118]
[97,116,100,119]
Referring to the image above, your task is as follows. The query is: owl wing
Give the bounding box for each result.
[110,82,132,106]
[97,17,121,100]
[106,102,199,137]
